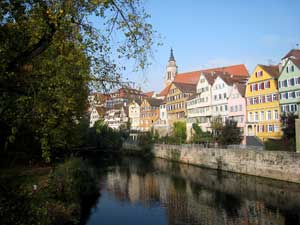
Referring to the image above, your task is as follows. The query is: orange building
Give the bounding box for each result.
[165,82,196,125]
[140,98,163,131]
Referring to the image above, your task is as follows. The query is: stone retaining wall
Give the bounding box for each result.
[153,144,300,183]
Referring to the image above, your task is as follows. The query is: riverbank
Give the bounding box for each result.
[0,158,99,225]
[152,144,300,184]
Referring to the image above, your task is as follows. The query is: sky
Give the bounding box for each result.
[117,0,300,92]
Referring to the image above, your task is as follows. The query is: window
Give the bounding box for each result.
[278,81,281,88]
[239,105,242,111]
[267,111,272,120]
[224,93,227,99]
[274,125,279,132]
[291,104,297,112]
[290,78,295,86]
[253,97,258,104]
[296,77,300,85]
[266,95,272,102]
[283,80,288,87]
[225,105,227,111]
[274,110,278,120]
[273,94,278,101]
[286,67,289,73]
[265,81,270,88]
[289,91,296,98]
[291,65,295,72]
[248,112,253,122]
[254,112,258,122]
[268,124,274,132]
[260,111,264,121]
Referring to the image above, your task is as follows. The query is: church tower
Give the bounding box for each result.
[164,48,178,87]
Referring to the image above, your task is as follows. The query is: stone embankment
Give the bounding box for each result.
[153,144,300,184]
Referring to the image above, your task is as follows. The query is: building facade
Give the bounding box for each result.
[128,100,141,131]
[245,65,282,141]
[104,105,129,129]
[166,82,196,126]
[89,106,105,127]
[186,72,216,139]
[228,83,247,143]
[140,98,162,131]
[278,57,300,115]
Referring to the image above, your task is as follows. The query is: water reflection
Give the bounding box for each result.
[85,157,300,225]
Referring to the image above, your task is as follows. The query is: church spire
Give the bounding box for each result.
[169,48,175,62]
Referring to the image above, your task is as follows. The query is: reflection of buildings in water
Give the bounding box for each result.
[128,174,140,203]
[103,160,295,225]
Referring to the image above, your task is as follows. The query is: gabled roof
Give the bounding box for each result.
[235,83,246,97]
[143,91,155,98]
[174,71,202,84]
[281,49,300,60]
[145,98,163,107]
[201,72,217,85]
[158,64,248,97]
[258,64,280,78]
[159,84,171,97]
[290,58,300,70]
[173,82,196,93]
[129,99,142,105]
[173,64,249,85]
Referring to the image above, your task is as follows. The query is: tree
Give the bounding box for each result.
[219,119,242,146]
[281,112,297,151]
[0,0,156,162]
[173,121,186,144]
[191,123,212,144]
[210,116,224,142]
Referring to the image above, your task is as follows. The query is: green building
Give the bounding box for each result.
[278,49,300,114]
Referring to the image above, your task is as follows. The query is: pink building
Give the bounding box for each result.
[228,83,247,144]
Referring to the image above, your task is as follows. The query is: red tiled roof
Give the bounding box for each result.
[259,64,280,78]
[174,71,202,84]
[158,64,249,96]
[159,84,171,97]
[281,49,300,60]
[143,91,155,97]
[174,64,249,85]
[173,82,196,93]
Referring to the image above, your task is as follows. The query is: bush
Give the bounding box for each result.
[264,139,291,151]
[33,158,98,224]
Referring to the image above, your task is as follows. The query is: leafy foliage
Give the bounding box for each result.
[191,123,212,144]
[0,0,156,162]
[219,119,242,145]
[211,116,224,142]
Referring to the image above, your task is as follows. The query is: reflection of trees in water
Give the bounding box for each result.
[88,157,300,225]
[214,190,242,217]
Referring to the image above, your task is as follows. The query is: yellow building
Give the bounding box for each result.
[245,65,282,141]
[165,82,196,125]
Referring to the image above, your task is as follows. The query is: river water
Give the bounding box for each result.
[84,157,300,225]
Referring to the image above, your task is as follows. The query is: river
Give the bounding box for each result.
[83,157,300,225]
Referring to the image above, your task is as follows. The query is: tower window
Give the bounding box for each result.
[167,72,171,79]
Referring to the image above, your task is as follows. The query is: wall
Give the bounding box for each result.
[153,144,300,183]
[296,117,300,153]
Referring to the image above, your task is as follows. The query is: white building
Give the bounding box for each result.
[186,72,216,138]
[153,101,170,136]
[89,106,105,127]
[128,100,141,131]
[211,73,235,122]
[104,104,129,129]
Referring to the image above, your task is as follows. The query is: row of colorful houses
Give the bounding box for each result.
[88,48,300,145]
[129,48,300,143]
